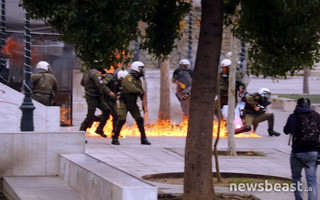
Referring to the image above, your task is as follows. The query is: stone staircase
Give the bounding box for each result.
[0,131,157,200]
[3,154,157,200]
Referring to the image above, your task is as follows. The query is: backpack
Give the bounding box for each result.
[294,111,320,148]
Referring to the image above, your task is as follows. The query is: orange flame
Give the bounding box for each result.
[86,117,261,138]
[60,107,72,126]
[1,36,44,66]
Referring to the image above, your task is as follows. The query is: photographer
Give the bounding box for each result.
[284,98,320,200]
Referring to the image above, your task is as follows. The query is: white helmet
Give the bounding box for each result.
[226,52,232,58]
[117,70,128,80]
[36,61,50,71]
[259,88,271,97]
[179,59,190,69]
[130,61,144,72]
[221,59,231,67]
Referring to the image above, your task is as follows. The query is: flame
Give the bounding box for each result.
[60,107,72,126]
[86,117,261,138]
[104,66,115,73]
[1,36,44,66]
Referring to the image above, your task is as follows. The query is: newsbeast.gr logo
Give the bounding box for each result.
[229,180,312,192]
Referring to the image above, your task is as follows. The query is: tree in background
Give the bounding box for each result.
[225,0,320,78]
[21,0,190,122]
[141,1,190,121]
[22,0,189,71]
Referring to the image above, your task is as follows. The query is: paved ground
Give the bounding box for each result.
[83,109,319,200]
[67,75,320,199]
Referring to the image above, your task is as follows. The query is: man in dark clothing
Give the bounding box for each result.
[31,61,58,106]
[79,67,115,138]
[284,98,319,200]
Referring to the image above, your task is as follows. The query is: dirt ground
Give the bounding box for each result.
[152,176,291,200]
[158,193,260,200]
[148,176,290,187]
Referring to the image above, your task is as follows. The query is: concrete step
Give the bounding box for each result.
[59,153,157,200]
[3,176,85,200]
[3,153,157,200]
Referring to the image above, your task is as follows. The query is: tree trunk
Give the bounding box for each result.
[226,59,237,155]
[158,59,171,121]
[227,36,237,156]
[303,66,309,94]
[213,74,223,183]
[184,0,223,199]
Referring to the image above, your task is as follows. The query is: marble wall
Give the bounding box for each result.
[0,83,60,132]
[0,131,85,177]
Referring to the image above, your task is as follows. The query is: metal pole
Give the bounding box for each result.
[0,0,8,84]
[187,3,193,70]
[20,11,35,131]
[134,40,139,61]
[239,42,245,69]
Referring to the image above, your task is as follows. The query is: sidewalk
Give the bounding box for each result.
[83,106,319,200]
[66,73,320,200]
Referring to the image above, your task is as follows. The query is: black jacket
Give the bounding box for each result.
[284,107,318,153]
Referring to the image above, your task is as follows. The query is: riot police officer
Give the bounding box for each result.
[103,70,129,139]
[234,88,281,136]
[112,61,151,145]
[31,61,58,106]
[172,59,193,117]
[218,58,244,109]
[79,67,115,138]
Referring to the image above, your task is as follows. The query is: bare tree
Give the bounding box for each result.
[158,60,171,121]
[303,66,309,94]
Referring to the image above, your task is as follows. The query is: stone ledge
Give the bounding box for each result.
[0,131,85,177]
[3,177,85,200]
[271,97,320,113]
[271,97,296,112]
[59,153,157,200]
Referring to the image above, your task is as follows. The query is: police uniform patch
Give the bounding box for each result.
[128,77,132,81]
[96,73,102,79]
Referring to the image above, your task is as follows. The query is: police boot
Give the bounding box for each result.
[95,110,111,138]
[235,125,251,135]
[95,127,107,138]
[111,115,119,136]
[79,117,95,131]
[267,113,281,136]
[253,124,258,132]
[137,117,151,145]
[112,120,126,145]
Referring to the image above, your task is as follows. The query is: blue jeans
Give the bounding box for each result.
[290,151,318,200]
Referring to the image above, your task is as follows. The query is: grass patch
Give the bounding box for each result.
[274,94,320,103]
